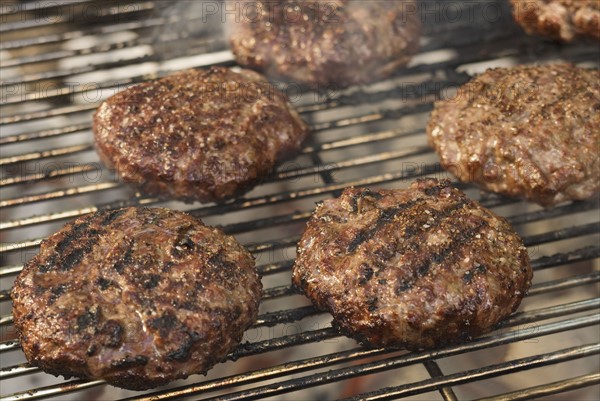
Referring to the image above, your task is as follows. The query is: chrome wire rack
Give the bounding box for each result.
[1,1,599,400]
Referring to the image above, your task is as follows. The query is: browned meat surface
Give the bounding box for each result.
[427,63,600,207]
[11,207,262,390]
[93,67,309,203]
[292,179,532,350]
[511,0,600,41]
[229,0,421,88]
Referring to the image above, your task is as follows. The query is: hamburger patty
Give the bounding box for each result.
[292,179,532,350]
[93,67,309,202]
[11,207,262,390]
[229,0,421,88]
[427,63,600,207]
[510,0,600,42]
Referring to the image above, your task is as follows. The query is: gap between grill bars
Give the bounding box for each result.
[1,1,599,400]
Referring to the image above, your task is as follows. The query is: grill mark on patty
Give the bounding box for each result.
[166,333,193,362]
[207,252,237,274]
[394,218,489,295]
[143,274,161,289]
[382,197,469,256]
[463,264,488,283]
[421,182,449,196]
[99,320,124,348]
[171,225,196,258]
[41,217,103,272]
[61,248,89,271]
[114,241,134,274]
[48,284,67,305]
[346,199,421,252]
[100,209,127,226]
[353,197,470,280]
[111,355,149,369]
[348,189,384,213]
[75,306,101,332]
[96,277,113,290]
[149,312,179,337]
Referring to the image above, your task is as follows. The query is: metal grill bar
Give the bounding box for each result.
[184,318,600,401]
[0,144,93,166]
[127,314,600,401]
[0,0,94,15]
[3,207,597,260]
[0,128,426,208]
[528,272,600,297]
[3,270,598,349]
[530,245,599,271]
[1,19,509,102]
[522,223,600,247]
[476,373,600,401]
[3,311,597,401]
[0,182,120,208]
[0,241,600,301]
[423,361,459,401]
[340,344,600,401]
[1,161,429,230]
[2,284,598,379]
[5,37,226,86]
[0,103,97,124]
[0,2,156,34]
[1,380,104,401]
[0,124,89,145]
[1,38,140,68]
[0,15,196,51]
[0,144,428,209]
[1,164,102,187]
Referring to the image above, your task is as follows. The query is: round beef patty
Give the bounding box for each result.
[510,0,600,42]
[229,0,421,88]
[93,67,309,203]
[11,207,262,390]
[427,63,600,207]
[292,179,532,350]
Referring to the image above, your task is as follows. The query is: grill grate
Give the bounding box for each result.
[1,1,599,400]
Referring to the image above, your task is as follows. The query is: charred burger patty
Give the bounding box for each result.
[510,0,600,42]
[427,63,600,207]
[292,179,532,350]
[229,0,421,88]
[93,67,309,202]
[11,207,262,390]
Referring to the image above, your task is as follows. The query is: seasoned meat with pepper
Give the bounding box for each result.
[229,0,421,88]
[93,67,309,202]
[427,63,600,207]
[11,207,262,390]
[292,179,532,350]
[510,0,600,42]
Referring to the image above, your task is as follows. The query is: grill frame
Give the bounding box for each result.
[1,1,599,400]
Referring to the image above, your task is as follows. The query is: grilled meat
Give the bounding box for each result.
[229,0,421,88]
[427,63,600,207]
[292,179,532,350]
[11,207,262,390]
[93,67,309,203]
[510,0,600,41]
